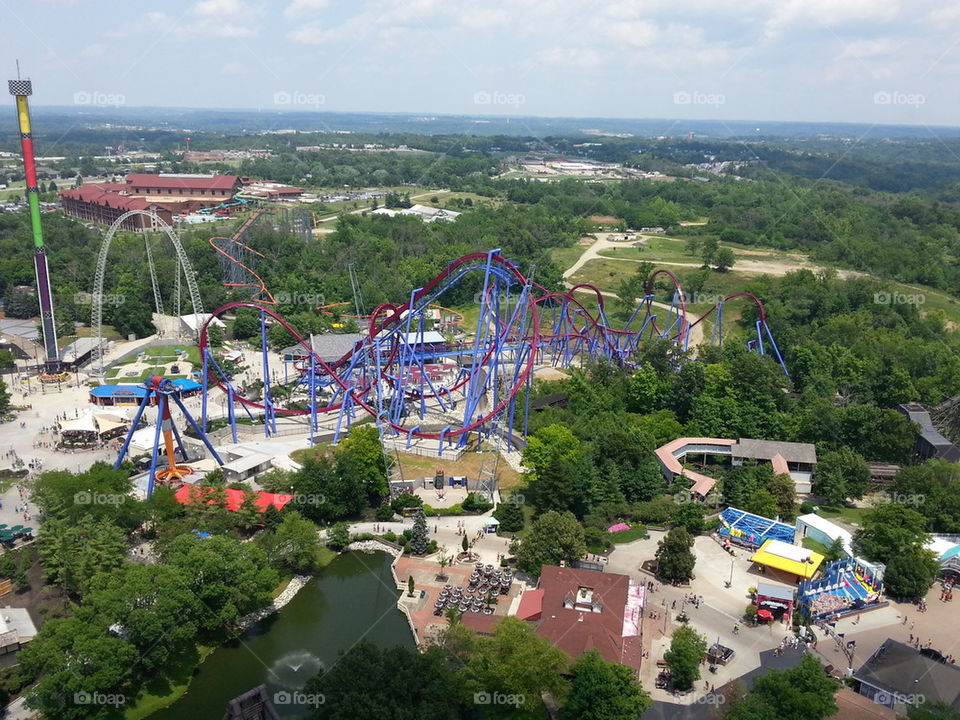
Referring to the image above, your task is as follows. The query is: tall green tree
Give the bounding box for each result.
[664,625,706,691]
[516,510,586,575]
[563,649,652,720]
[460,617,570,718]
[257,511,321,572]
[814,448,870,506]
[409,508,430,555]
[655,527,696,583]
[853,503,930,564]
[723,655,838,720]
[335,425,388,503]
[162,534,278,633]
[37,516,127,597]
[305,642,462,720]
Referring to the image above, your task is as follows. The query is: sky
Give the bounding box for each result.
[0,0,957,127]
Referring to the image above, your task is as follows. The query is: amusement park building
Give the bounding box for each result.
[59,183,174,230]
[59,173,247,227]
[525,565,644,673]
[655,436,817,498]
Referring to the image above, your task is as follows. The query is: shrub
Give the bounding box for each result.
[326,522,351,551]
[375,504,395,522]
[462,492,493,513]
[799,501,815,514]
[391,492,422,514]
[584,527,613,552]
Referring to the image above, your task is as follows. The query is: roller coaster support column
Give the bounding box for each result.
[260,308,277,437]
[201,350,209,432]
[309,351,317,447]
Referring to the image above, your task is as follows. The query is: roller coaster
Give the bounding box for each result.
[197,249,787,455]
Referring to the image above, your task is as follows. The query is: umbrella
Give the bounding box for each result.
[756,608,774,620]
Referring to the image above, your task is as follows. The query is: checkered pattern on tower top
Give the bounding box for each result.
[8,80,32,96]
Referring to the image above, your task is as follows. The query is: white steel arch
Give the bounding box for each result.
[91,210,204,373]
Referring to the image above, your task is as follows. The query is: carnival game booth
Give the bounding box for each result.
[718,507,796,550]
[750,539,824,583]
[754,581,795,622]
[798,557,885,621]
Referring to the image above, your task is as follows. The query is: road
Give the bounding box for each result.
[561,234,705,348]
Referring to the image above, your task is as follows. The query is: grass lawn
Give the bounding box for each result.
[817,506,870,527]
[598,235,701,264]
[550,243,588,273]
[609,526,648,544]
[124,645,213,720]
[802,537,831,555]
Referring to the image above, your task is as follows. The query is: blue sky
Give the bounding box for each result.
[1,0,957,126]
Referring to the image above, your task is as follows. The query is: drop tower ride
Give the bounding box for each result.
[8,74,61,370]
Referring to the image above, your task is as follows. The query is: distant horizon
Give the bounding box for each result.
[3,2,956,128]
[4,105,960,139]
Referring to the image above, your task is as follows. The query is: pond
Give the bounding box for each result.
[149,550,414,719]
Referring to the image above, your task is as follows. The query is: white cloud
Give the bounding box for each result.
[283,0,329,19]
[79,43,106,58]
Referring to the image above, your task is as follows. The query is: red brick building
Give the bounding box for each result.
[59,184,174,230]
[59,173,245,228]
[520,565,645,673]
[124,173,242,199]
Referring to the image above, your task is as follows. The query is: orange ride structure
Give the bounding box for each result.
[113,375,224,497]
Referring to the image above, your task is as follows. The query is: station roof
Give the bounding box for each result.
[733,438,817,464]
[854,639,960,709]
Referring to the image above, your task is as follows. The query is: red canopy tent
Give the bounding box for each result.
[175,485,293,513]
[756,608,774,621]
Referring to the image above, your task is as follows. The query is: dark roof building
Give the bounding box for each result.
[281,333,362,364]
[896,403,960,463]
[531,565,644,673]
[853,639,960,712]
